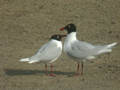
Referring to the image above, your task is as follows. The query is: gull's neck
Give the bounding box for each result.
[66,32,77,42]
[51,39,62,48]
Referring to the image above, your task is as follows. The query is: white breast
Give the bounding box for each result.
[52,40,62,49]
[64,32,77,52]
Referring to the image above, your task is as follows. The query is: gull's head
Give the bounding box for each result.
[50,34,66,41]
[60,23,76,34]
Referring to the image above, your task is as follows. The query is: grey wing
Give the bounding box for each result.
[74,40,95,50]
[69,40,95,58]
[36,42,49,54]
[30,41,62,61]
[29,42,50,61]
[39,42,62,60]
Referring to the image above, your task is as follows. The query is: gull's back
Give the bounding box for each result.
[29,40,62,63]
[66,40,117,60]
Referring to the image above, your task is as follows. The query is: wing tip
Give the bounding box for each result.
[107,42,118,48]
[19,58,29,62]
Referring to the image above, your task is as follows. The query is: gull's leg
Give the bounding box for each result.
[75,61,83,76]
[75,63,80,76]
[45,64,48,75]
[49,64,56,77]
[80,61,83,75]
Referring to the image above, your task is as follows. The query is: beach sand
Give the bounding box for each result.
[0,0,120,90]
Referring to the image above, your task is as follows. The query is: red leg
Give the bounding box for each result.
[80,62,83,75]
[45,64,48,75]
[75,62,84,76]
[75,63,80,76]
[49,64,56,77]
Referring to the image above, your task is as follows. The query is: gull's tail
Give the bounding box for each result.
[19,58,30,62]
[97,42,117,54]
[106,42,117,48]
[20,58,38,64]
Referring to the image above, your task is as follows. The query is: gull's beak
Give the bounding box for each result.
[60,27,65,31]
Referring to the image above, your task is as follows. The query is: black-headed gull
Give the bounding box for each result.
[60,23,117,76]
[20,34,66,76]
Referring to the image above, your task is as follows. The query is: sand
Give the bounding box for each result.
[0,0,120,90]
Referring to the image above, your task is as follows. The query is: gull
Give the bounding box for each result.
[20,34,66,76]
[60,23,117,76]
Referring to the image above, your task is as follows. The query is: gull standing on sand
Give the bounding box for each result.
[20,34,66,76]
[60,23,117,75]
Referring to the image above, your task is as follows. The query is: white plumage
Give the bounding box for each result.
[64,32,117,61]
[20,40,62,64]
[19,34,65,76]
[60,23,117,75]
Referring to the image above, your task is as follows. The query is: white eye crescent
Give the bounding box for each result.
[57,35,59,39]
[68,25,71,28]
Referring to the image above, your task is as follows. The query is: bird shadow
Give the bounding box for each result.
[4,69,74,77]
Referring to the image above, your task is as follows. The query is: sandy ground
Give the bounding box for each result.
[0,0,120,90]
